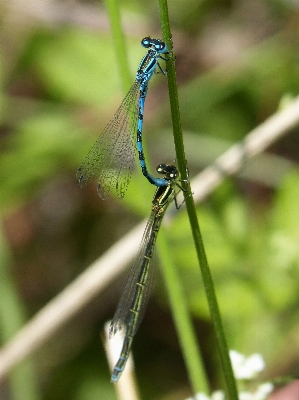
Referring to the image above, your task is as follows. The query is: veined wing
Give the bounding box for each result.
[109,209,160,338]
[76,81,139,199]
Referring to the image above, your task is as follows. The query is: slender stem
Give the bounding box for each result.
[158,1,239,398]
[158,5,187,184]
[104,0,131,92]
[0,222,40,400]
[158,228,209,394]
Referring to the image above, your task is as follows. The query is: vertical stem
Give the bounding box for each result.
[158,229,210,394]
[158,1,239,399]
[104,0,132,92]
[0,222,40,400]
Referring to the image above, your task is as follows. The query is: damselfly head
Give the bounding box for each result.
[141,37,167,53]
[156,163,179,180]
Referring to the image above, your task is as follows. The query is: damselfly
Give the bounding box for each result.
[109,163,185,383]
[77,37,170,199]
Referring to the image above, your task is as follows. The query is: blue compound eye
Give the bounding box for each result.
[155,43,166,51]
[141,37,151,48]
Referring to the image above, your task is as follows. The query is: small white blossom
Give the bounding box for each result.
[211,390,225,400]
[185,391,225,400]
[185,394,209,400]
[195,395,210,400]
[185,352,272,400]
[230,350,265,380]
[239,392,254,400]
[253,382,274,400]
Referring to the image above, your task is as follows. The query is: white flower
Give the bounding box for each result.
[185,394,210,400]
[253,382,274,400]
[211,391,225,400]
[236,382,273,400]
[230,350,265,380]
[197,395,210,400]
[185,391,225,400]
[184,353,272,400]
[239,392,254,400]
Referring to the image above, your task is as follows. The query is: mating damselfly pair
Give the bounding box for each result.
[77,37,187,383]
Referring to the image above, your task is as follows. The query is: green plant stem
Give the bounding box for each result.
[0,222,39,400]
[158,1,239,399]
[158,228,209,394]
[104,0,131,92]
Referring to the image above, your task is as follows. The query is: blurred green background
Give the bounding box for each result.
[1,0,299,399]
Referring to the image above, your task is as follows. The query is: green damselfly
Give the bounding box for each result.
[109,163,185,382]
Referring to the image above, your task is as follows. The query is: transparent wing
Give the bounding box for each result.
[109,210,159,338]
[76,81,139,199]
